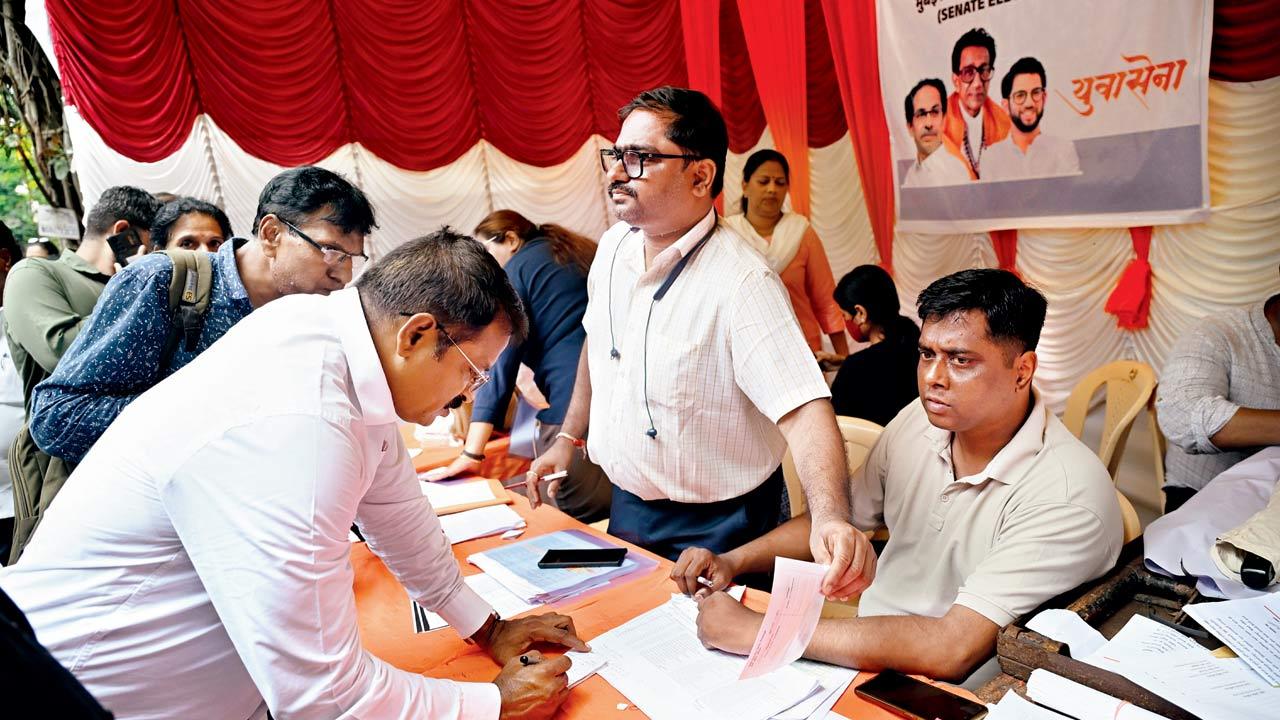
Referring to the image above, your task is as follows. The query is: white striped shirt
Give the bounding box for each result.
[583,208,830,503]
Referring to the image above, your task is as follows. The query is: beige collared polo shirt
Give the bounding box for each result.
[853,391,1122,627]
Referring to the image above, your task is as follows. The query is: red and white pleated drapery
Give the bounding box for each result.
[33,0,1280,410]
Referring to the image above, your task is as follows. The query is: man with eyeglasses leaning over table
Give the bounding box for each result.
[27,166,372,472]
[1,228,588,719]
[526,86,875,601]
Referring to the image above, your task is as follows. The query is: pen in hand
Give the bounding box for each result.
[502,470,567,490]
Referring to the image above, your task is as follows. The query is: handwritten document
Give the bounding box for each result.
[740,558,828,680]
[1184,593,1280,687]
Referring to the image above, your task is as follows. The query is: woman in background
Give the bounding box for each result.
[723,149,848,362]
[150,197,233,254]
[429,210,611,523]
[829,265,921,426]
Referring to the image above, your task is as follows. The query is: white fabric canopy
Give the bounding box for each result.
[64,78,1280,413]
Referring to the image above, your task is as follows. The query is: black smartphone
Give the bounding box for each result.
[106,229,144,266]
[537,547,627,569]
[855,671,988,720]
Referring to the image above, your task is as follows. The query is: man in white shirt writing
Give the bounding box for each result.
[982,57,1082,182]
[902,78,972,189]
[526,86,874,601]
[0,229,588,720]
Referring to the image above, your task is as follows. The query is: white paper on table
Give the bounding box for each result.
[564,650,608,688]
[590,595,818,720]
[1026,608,1107,659]
[407,447,423,458]
[984,689,1072,719]
[740,558,828,680]
[411,573,542,632]
[420,479,498,508]
[1026,669,1171,720]
[1082,615,1280,720]
[1184,594,1280,687]
[770,659,856,720]
[438,505,526,544]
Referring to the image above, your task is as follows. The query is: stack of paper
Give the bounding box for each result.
[1024,669,1170,720]
[1184,593,1280,687]
[409,573,542,633]
[985,690,1072,719]
[438,505,526,544]
[468,530,657,603]
[588,593,839,720]
[1080,615,1280,719]
[420,477,511,515]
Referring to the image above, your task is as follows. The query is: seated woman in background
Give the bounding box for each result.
[428,210,612,523]
[723,149,848,362]
[150,197,233,253]
[829,265,921,426]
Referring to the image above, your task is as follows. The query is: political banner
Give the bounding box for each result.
[879,0,1212,233]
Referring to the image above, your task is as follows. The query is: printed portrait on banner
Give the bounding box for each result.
[880,0,1212,233]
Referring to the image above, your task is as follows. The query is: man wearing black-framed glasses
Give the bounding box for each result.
[982,56,1082,181]
[527,86,874,603]
[942,27,1012,180]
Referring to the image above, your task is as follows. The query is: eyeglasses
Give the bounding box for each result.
[957,64,993,83]
[1010,88,1045,104]
[278,216,368,268]
[913,106,943,121]
[438,323,490,394]
[600,148,703,179]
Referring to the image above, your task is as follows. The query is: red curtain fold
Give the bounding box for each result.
[47,0,200,162]
[719,0,767,154]
[1210,0,1280,82]
[46,0,686,170]
[1105,226,1154,330]
[803,0,847,149]
[679,0,722,107]
[737,0,810,216]
[819,0,894,274]
[989,229,1019,275]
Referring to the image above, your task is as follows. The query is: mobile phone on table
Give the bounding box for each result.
[855,671,988,720]
[537,547,627,569]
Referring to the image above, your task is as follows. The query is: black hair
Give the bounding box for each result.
[0,220,20,267]
[150,197,234,250]
[739,149,790,214]
[620,86,729,198]
[916,268,1047,354]
[951,28,996,74]
[252,166,377,236]
[1001,57,1046,99]
[904,78,949,125]
[84,186,163,238]
[356,226,528,355]
[835,265,919,347]
[26,240,59,259]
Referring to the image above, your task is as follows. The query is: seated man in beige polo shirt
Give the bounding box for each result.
[674,268,1123,681]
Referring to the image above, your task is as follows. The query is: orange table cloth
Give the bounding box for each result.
[353,491,975,718]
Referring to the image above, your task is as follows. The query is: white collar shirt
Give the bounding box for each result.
[903,146,973,188]
[0,288,499,720]
[852,391,1122,626]
[582,208,830,503]
[963,105,986,162]
[980,134,1082,181]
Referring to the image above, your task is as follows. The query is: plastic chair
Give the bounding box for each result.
[1061,361,1158,482]
[1117,489,1142,544]
[782,416,885,518]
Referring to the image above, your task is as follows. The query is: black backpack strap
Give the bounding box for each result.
[159,249,214,369]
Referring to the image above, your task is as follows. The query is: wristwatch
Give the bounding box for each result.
[464,611,500,646]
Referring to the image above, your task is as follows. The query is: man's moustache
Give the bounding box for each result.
[608,182,636,197]
[445,394,466,410]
